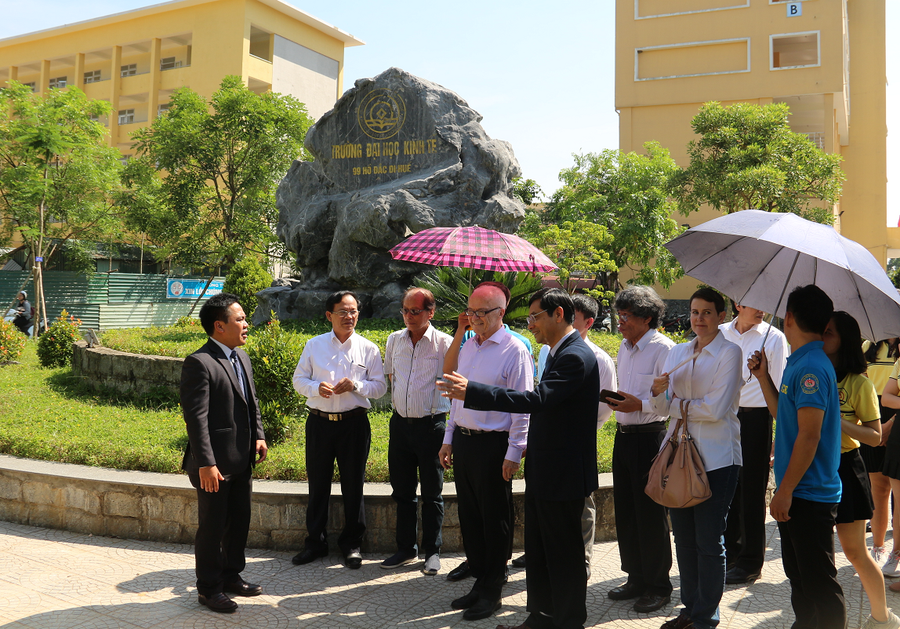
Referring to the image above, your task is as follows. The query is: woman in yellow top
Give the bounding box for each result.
[823,312,897,629]
[863,339,899,566]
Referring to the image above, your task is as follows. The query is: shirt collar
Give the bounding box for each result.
[330,330,355,346]
[403,323,435,342]
[209,337,234,358]
[788,340,823,362]
[477,324,509,346]
[549,328,578,357]
[626,328,657,352]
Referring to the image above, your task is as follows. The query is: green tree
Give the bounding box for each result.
[512,177,544,206]
[0,81,122,330]
[541,142,684,294]
[517,216,617,306]
[671,101,844,223]
[223,255,273,318]
[120,76,314,271]
[415,268,543,323]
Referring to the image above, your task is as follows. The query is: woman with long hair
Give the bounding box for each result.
[863,338,900,567]
[823,312,899,628]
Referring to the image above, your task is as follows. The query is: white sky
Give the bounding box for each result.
[1,0,896,224]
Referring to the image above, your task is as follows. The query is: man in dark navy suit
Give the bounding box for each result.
[439,288,599,629]
[181,293,268,614]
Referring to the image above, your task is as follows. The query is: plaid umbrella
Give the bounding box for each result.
[389,226,557,272]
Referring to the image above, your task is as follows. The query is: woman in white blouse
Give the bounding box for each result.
[650,288,743,629]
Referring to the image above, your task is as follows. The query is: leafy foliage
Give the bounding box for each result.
[542,142,684,293]
[243,317,305,444]
[223,256,273,320]
[120,76,314,269]
[511,177,544,205]
[0,319,27,363]
[36,310,82,368]
[671,101,844,223]
[414,267,544,322]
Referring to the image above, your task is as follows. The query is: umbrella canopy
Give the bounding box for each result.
[664,210,900,341]
[389,226,557,273]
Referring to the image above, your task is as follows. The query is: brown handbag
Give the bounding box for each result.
[644,399,711,509]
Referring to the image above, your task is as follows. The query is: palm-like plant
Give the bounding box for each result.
[415,267,544,323]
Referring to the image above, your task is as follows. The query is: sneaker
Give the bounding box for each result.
[884,550,900,578]
[381,550,417,569]
[422,553,441,575]
[874,546,889,565]
[861,611,900,629]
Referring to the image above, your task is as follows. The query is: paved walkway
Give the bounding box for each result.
[0,517,890,628]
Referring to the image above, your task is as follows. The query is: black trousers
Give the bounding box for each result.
[388,411,446,556]
[192,464,252,596]
[453,427,513,601]
[611,429,673,595]
[304,411,370,554]
[724,406,773,573]
[525,493,587,629]
[778,497,846,629]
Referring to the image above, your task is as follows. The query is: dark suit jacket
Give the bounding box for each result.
[181,339,266,482]
[464,331,600,502]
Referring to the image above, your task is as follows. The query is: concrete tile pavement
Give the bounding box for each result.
[0,517,891,628]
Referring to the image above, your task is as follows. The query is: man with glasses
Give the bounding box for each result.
[603,286,675,613]
[437,284,533,621]
[381,287,454,575]
[291,290,387,569]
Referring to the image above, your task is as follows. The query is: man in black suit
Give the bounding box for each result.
[439,288,599,629]
[181,292,268,614]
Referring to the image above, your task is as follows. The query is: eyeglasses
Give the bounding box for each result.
[617,313,631,323]
[399,308,429,316]
[333,309,359,319]
[526,309,549,326]
[464,307,501,319]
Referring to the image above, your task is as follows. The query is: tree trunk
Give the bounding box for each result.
[188,274,218,317]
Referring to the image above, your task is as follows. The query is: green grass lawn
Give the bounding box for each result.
[1,322,624,482]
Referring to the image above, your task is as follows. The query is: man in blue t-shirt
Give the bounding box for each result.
[749,284,845,629]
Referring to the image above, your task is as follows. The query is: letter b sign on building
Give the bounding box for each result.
[787,2,802,17]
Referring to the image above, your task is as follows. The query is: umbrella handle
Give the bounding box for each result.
[747,250,800,382]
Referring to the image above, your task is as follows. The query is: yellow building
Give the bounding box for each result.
[0,0,363,156]
[616,0,889,298]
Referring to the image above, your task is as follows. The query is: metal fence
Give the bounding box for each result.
[1,271,224,330]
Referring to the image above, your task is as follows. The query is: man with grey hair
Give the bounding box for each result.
[604,285,675,613]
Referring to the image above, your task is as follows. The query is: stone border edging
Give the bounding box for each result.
[0,454,615,551]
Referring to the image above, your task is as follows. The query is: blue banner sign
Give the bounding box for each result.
[166,278,224,299]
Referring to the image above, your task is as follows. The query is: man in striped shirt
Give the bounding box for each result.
[381,288,454,575]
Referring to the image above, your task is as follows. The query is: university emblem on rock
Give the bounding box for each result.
[358,89,406,140]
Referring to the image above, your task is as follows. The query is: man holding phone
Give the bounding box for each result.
[604,286,675,613]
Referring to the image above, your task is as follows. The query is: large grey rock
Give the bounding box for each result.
[262,68,526,323]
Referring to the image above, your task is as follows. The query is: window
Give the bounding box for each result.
[49,76,67,89]
[23,82,36,92]
[771,32,820,69]
[118,109,135,125]
[84,69,101,84]
[157,103,171,116]
[160,57,181,71]
[120,64,137,77]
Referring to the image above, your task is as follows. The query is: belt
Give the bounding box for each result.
[617,421,666,434]
[739,406,769,414]
[458,426,490,436]
[309,407,367,422]
[395,412,446,424]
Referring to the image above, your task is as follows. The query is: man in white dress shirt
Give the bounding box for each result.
[438,284,533,621]
[381,287,454,575]
[720,303,788,584]
[604,286,675,613]
[290,290,387,569]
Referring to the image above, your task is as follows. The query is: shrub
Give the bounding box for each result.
[174,316,200,329]
[244,316,307,443]
[37,310,82,368]
[0,319,27,363]
[223,256,272,320]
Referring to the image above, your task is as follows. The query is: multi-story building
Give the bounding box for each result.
[0,0,363,156]
[616,0,889,298]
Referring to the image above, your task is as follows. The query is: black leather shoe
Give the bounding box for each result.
[633,592,671,613]
[447,560,471,582]
[462,597,501,621]
[223,578,262,597]
[725,566,760,584]
[292,546,327,565]
[344,548,363,569]
[608,582,645,600]
[198,593,238,613]
[451,590,480,610]
[511,554,526,568]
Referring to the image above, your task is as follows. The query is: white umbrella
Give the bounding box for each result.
[664,210,900,341]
